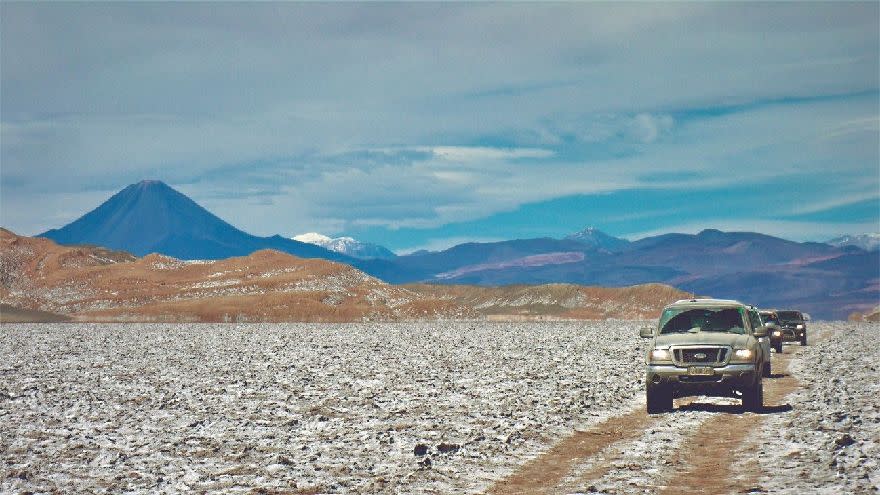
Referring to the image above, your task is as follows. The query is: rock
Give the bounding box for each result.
[265,463,286,475]
[437,443,460,454]
[413,443,429,456]
[835,434,857,449]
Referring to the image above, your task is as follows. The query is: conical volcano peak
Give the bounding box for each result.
[130,179,175,193]
[564,227,631,252]
[38,181,351,262]
[137,179,167,187]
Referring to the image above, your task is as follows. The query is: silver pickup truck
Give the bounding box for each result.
[640,298,770,413]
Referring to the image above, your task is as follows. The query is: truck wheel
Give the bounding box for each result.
[742,380,763,412]
[763,360,771,377]
[774,342,783,353]
[800,335,807,346]
[646,384,673,414]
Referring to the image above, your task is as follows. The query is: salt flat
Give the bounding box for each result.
[1,321,877,494]
[0,322,648,494]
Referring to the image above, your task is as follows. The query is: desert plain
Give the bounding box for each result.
[1,321,877,494]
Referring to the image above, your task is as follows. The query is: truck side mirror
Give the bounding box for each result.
[639,327,654,338]
[753,325,769,338]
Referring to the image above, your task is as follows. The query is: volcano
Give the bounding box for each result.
[40,180,349,261]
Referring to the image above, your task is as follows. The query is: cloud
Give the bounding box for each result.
[629,114,674,144]
[1,2,877,244]
[0,187,123,236]
[420,146,555,161]
[785,192,880,217]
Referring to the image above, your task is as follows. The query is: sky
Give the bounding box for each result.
[2,2,878,253]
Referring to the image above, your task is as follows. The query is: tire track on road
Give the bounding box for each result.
[659,333,826,495]
[487,331,825,495]
[487,408,654,495]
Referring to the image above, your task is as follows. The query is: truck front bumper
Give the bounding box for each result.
[646,363,758,396]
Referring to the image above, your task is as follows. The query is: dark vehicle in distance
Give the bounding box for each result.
[759,310,784,353]
[777,310,808,346]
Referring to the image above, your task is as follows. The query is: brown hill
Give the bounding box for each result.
[0,229,473,322]
[2,229,692,322]
[405,282,693,320]
[848,305,880,322]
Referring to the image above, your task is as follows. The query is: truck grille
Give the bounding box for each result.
[673,347,728,365]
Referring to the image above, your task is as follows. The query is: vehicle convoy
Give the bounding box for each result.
[776,310,808,346]
[759,309,784,353]
[640,299,769,413]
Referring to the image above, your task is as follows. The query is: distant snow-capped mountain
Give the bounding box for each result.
[293,233,396,260]
[826,233,880,251]
[564,227,631,252]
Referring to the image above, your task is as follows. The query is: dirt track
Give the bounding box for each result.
[489,334,821,495]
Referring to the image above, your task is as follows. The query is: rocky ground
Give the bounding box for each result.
[752,322,879,494]
[0,321,649,494]
[1,321,877,494]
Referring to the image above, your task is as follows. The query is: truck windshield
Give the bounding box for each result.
[760,313,779,324]
[659,307,746,335]
[777,311,803,322]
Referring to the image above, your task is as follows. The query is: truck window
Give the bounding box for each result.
[748,310,762,332]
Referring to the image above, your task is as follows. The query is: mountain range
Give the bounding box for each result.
[827,233,880,252]
[1,228,472,322]
[30,180,880,320]
[1,228,690,322]
[565,226,632,252]
[293,232,396,260]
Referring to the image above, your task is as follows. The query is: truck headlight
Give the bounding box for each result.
[796,324,804,330]
[733,349,752,360]
[772,330,782,337]
[650,349,671,362]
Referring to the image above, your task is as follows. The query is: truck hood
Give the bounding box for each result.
[654,332,750,348]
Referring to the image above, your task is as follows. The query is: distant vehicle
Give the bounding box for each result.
[776,310,808,346]
[759,309,784,353]
[640,298,769,413]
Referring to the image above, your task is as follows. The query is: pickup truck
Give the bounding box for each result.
[759,309,784,353]
[776,310,808,346]
[640,298,770,413]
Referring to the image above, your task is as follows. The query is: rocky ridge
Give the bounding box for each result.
[0,229,470,322]
[405,283,692,320]
[2,229,693,322]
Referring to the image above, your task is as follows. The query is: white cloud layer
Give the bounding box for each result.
[1,3,877,242]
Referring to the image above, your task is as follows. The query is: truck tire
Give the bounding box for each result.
[763,360,772,377]
[646,383,673,414]
[774,342,783,353]
[742,380,763,412]
[800,334,807,346]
